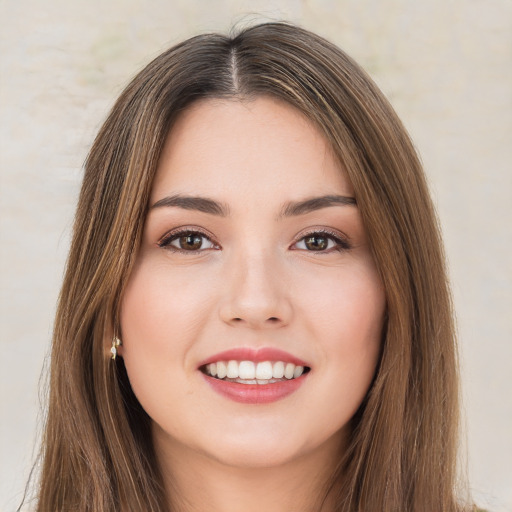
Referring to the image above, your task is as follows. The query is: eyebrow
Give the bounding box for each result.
[150,194,230,216]
[150,193,356,217]
[279,194,357,217]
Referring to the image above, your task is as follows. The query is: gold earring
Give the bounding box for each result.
[111,336,122,360]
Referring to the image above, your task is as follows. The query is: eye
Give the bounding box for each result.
[292,231,350,253]
[158,229,218,253]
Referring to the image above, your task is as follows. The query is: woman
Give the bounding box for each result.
[32,22,471,511]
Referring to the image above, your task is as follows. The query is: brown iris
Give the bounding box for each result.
[304,235,328,251]
[178,234,203,250]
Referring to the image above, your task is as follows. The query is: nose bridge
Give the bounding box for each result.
[219,243,292,328]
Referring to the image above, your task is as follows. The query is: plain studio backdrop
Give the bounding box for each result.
[0,1,511,511]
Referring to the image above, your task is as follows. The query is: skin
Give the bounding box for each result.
[120,97,386,511]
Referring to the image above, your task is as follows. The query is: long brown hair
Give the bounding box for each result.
[33,22,467,511]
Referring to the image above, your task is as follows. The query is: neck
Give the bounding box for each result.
[154,428,345,512]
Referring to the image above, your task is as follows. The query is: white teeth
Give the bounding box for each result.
[229,378,278,385]
[238,361,256,379]
[216,361,227,379]
[204,359,308,382]
[284,362,295,379]
[256,361,273,380]
[226,360,239,378]
[293,365,304,378]
[208,363,217,377]
[272,361,285,378]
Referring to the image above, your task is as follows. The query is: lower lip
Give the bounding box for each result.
[201,373,308,404]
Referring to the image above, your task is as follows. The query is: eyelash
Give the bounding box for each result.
[157,228,351,254]
[292,229,351,253]
[157,227,219,254]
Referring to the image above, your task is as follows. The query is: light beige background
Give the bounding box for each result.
[1,1,511,510]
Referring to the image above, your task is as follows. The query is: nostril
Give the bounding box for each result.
[268,317,279,322]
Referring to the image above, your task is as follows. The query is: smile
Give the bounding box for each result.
[198,348,311,404]
[201,360,309,384]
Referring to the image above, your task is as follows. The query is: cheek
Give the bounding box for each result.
[121,260,215,351]
[296,260,385,424]
[118,259,222,439]
[327,272,384,377]
[300,258,385,346]
[119,260,216,407]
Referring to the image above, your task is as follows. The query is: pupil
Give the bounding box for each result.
[180,234,202,250]
[305,235,327,250]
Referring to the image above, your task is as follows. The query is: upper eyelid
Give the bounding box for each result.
[292,227,350,244]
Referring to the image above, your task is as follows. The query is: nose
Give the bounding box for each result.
[218,250,293,329]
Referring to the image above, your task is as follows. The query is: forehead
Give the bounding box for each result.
[151,97,353,206]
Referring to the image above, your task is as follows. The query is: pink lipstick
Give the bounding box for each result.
[198,347,310,404]
[198,347,308,368]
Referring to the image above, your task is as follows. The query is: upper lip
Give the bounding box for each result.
[197,347,309,369]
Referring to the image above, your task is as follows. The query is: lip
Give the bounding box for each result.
[198,347,310,404]
[201,372,309,404]
[197,347,309,368]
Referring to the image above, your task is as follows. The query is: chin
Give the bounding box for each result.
[197,420,343,470]
[208,440,306,469]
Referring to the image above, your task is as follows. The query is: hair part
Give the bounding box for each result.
[32,22,466,511]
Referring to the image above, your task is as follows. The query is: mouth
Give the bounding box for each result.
[198,348,311,404]
[200,360,311,385]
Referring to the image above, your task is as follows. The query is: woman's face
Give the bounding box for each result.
[120,97,386,469]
